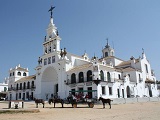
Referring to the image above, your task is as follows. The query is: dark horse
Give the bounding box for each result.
[48,98,64,108]
[34,98,45,108]
[99,97,113,109]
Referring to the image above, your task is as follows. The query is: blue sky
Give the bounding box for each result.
[0,0,160,82]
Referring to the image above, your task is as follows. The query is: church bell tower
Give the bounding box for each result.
[43,6,61,54]
[102,39,115,58]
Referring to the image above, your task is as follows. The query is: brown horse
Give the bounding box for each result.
[99,97,113,109]
[34,98,45,108]
[48,98,64,108]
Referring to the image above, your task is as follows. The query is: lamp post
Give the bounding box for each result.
[93,78,101,86]
[92,76,101,99]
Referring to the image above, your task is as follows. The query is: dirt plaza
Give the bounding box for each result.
[0,101,160,120]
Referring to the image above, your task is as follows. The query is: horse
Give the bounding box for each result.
[33,98,45,108]
[98,97,113,109]
[48,98,64,108]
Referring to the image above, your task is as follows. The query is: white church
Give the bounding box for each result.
[7,7,158,101]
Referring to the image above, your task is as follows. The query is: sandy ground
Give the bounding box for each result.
[0,101,160,120]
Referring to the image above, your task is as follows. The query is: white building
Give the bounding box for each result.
[0,77,8,100]
[7,7,158,100]
[0,82,8,93]
[7,64,36,100]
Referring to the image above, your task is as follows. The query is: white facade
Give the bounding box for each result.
[7,64,35,100]
[0,77,8,92]
[0,83,8,93]
[7,9,159,101]
[0,78,8,100]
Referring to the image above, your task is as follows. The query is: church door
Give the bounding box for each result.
[148,86,152,97]
[126,86,131,98]
[23,93,25,100]
[87,87,92,98]
[117,89,120,98]
[16,93,18,100]
[122,89,124,98]
[55,84,58,94]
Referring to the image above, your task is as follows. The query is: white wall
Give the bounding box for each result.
[0,83,8,92]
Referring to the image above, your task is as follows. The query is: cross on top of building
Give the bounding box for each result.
[48,5,55,18]
[105,38,110,48]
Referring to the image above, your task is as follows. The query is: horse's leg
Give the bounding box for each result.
[103,103,105,108]
[67,98,70,103]
[54,102,55,108]
[43,103,44,108]
[36,103,38,108]
[62,102,64,108]
[109,102,111,109]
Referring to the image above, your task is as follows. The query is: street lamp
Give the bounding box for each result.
[93,78,101,86]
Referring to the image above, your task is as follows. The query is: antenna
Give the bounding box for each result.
[106,38,109,45]
[142,48,144,53]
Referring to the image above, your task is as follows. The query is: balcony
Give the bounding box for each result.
[107,78,115,83]
[23,88,26,92]
[31,86,36,91]
[8,87,15,91]
[65,77,116,87]
[65,79,98,87]
[66,78,91,84]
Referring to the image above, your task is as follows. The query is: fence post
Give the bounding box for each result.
[8,101,11,108]
[22,101,24,108]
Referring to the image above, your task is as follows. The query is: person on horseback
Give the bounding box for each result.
[54,93,58,99]
[67,93,72,103]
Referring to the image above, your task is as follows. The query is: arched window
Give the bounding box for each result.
[16,83,19,90]
[27,82,30,89]
[100,70,104,81]
[105,52,108,57]
[145,64,148,73]
[87,70,92,81]
[17,72,21,76]
[71,73,76,84]
[118,74,121,79]
[107,72,111,82]
[23,82,26,89]
[20,83,22,90]
[126,86,131,98]
[32,81,34,88]
[45,47,47,53]
[79,72,84,83]
[23,72,27,76]
[4,87,7,92]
